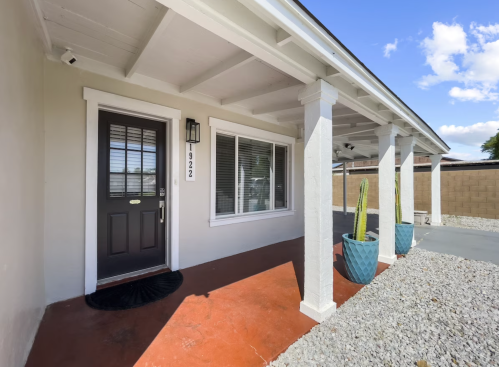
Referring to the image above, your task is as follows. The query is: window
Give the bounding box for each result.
[109,124,157,198]
[210,118,295,226]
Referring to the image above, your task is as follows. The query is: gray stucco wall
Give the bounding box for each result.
[0,0,46,365]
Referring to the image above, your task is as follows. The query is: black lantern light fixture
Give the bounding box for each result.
[186,118,200,144]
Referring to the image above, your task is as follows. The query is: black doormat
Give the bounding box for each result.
[85,271,183,311]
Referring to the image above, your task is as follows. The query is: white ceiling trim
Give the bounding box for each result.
[28,0,52,53]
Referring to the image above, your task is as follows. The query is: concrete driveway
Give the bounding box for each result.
[333,211,499,266]
[415,225,499,265]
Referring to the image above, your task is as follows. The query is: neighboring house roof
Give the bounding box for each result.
[332,160,499,173]
[291,0,451,151]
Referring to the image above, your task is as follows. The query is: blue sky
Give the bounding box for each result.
[300,0,499,160]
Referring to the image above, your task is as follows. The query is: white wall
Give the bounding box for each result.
[0,0,46,365]
[43,60,305,304]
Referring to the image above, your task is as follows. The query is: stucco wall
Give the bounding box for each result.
[333,169,499,219]
[43,59,305,304]
[0,0,46,365]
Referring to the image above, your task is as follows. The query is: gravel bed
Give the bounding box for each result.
[270,248,499,367]
[430,214,499,233]
[333,206,499,233]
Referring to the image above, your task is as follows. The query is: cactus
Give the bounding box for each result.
[353,178,369,241]
[395,172,402,224]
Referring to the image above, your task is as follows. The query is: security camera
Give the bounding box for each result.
[61,49,77,65]
[344,143,355,150]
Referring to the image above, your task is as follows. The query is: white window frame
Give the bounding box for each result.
[209,117,295,227]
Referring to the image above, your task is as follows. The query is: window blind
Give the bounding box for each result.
[274,145,287,209]
[215,132,288,217]
[215,134,235,215]
[238,138,273,213]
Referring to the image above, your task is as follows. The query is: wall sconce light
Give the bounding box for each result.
[186,118,200,144]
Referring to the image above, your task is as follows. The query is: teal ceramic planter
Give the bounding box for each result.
[342,233,379,285]
[395,222,414,255]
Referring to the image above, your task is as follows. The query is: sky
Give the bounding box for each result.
[300,0,499,160]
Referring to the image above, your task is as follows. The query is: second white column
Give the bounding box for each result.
[375,124,399,265]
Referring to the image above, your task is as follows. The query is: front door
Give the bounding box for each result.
[97,111,166,280]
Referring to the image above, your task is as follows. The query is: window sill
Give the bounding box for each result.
[210,210,295,227]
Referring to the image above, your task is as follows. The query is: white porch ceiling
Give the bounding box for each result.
[37,0,448,162]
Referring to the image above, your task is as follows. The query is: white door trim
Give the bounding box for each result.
[83,87,181,295]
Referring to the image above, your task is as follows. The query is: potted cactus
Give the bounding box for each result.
[395,173,414,254]
[342,178,380,285]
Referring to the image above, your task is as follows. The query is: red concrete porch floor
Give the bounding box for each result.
[26,238,390,367]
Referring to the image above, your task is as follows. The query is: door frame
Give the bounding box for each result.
[83,87,180,294]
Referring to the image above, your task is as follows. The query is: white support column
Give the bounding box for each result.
[343,163,347,216]
[399,137,416,247]
[374,124,399,265]
[430,154,442,226]
[298,79,338,323]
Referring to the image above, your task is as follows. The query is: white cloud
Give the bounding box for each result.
[449,87,498,101]
[418,22,499,102]
[383,39,398,58]
[418,23,467,88]
[438,120,499,147]
[470,23,499,45]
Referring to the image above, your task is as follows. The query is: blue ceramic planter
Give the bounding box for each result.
[395,222,414,255]
[342,233,379,285]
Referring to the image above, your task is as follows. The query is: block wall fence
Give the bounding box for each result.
[333,169,499,219]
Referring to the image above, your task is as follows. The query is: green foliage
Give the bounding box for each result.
[395,172,402,224]
[353,178,369,241]
[481,130,499,160]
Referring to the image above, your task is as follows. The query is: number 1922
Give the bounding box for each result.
[186,143,195,181]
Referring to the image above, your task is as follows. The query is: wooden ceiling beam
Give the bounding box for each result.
[253,101,302,115]
[126,7,176,78]
[276,28,293,47]
[222,79,301,105]
[180,52,256,93]
[334,123,379,137]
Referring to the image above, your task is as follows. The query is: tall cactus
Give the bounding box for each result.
[395,172,402,224]
[353,178,369,241]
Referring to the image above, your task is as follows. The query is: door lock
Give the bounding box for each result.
[159,201,165,223]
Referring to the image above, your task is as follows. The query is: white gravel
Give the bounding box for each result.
[270,248,499,367]
[333,206,499,233]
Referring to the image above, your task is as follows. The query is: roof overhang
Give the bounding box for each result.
[237,0,450,154]
[31,0,450,161]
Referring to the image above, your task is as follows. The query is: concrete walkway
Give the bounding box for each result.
[415,225,499,265]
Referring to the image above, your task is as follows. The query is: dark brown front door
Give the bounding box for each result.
[97,111,166,280]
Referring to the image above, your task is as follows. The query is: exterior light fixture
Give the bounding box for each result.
[186,118,200,144]
[344,143,355,150]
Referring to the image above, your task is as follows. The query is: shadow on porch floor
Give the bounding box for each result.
[27,229,388,367]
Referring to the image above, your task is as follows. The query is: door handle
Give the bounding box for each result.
[159,201,165,223]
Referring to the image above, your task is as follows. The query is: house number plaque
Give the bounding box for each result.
[186,142,195,181]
